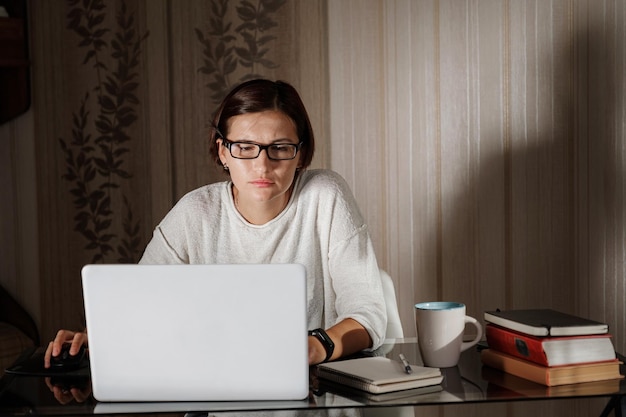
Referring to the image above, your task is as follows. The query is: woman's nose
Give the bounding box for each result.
[252,148,272,170]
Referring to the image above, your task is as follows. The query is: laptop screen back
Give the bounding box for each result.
[81,263,309,402]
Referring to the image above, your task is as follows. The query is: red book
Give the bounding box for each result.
[485,324,616,367]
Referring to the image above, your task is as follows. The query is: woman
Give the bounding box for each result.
[45,79,387,367]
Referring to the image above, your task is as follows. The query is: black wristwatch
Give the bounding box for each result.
[308,328,335,362]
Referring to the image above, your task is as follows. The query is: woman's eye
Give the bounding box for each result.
[237,144,256,152]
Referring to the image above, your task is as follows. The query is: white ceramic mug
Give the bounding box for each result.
[415,301,483,368]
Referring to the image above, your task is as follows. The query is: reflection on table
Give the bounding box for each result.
[0,338,624,416]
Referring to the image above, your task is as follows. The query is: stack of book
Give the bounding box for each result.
[480,309,624,386]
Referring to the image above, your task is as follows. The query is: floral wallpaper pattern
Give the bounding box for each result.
[59,0,148,263]
[195,0,286,104]
[58,0,287,263]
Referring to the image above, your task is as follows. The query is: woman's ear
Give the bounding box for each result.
[217,138,227,165]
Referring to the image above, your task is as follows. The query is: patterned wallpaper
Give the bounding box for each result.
[23,0,329,339]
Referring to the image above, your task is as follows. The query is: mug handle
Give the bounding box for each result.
[460,316,483,352]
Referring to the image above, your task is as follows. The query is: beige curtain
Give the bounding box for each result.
[329,0,625,344]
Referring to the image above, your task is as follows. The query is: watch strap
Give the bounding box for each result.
[308,328,335,362]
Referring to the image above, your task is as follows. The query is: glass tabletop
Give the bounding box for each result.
[1,339,624,416]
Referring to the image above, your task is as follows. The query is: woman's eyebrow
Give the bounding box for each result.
[232,138,298,144]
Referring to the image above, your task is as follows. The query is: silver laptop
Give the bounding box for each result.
[81,263,309,402]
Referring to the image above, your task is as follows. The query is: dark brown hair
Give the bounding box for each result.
[209,79,315,170]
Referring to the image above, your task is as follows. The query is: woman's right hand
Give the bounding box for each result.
[44,330,88,369]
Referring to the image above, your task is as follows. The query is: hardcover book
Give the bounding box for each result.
[485,323,616,366]
[482,365,622,398]
[484,309,608,337]
[480,349,623,386]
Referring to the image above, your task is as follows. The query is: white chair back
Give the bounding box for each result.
[379,269,404,339]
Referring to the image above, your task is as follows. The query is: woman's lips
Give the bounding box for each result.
[251,179,274,187]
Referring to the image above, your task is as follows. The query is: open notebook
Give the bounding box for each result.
[81,263,309,402]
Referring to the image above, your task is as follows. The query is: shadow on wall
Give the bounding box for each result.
[417,15,622,326]
[582,11,624,346]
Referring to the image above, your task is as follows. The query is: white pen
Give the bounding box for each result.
[399,353,412,374]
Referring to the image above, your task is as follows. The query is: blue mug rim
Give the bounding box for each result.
[415,301,465,310]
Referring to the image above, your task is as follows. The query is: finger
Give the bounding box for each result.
[44,341,54,368]
[51,386,73,405]
[45,330,78,368]
[70,387,89,403]
[69,333,87,355]
[52,330,75,356]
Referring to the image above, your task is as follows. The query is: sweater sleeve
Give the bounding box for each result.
[139,226,187,264]
[138,183,224,265]
[137,187,209,264]
[319,171,387,350]
[329,225,388,350]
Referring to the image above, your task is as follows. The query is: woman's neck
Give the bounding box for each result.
[232,187,291,225]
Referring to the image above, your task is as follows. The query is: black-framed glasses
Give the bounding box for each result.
[221,138,303,160]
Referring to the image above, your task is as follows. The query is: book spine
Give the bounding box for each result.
[481,349,549,386]
[486,324,549,366]
[484,312,549,336]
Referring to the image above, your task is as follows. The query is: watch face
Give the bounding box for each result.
[320,330,334,347]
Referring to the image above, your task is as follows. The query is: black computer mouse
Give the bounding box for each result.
[50,344,87,371]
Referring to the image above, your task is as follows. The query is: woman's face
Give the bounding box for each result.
[218,110,302,209]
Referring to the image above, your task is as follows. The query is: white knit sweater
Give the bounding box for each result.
[139,169,387,349]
